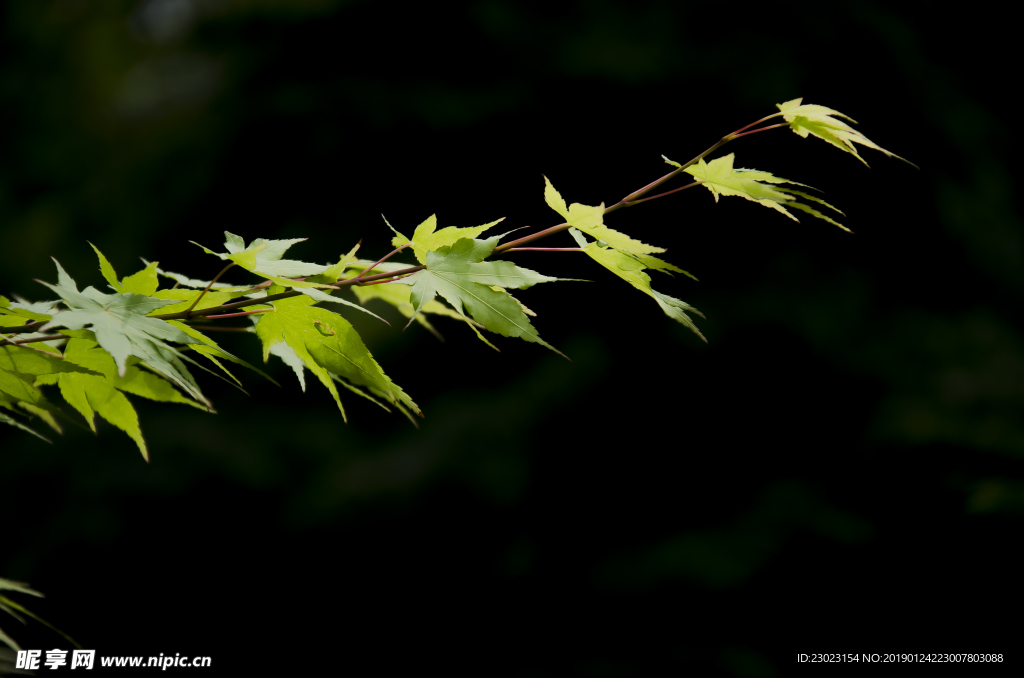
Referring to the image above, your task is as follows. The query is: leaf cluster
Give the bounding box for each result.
[0,99,908,460]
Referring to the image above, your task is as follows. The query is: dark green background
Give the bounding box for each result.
[2,1,1020,675]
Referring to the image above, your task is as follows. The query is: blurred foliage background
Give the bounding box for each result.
[1,0,1020,675]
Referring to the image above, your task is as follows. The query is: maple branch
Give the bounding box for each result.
[728,122,789,139]
[153,111,787,320]
[182,326,252,332]
[251,276,308,291]
[184,262,236,317]
[333,265,425,287]
[3,334,66,345]
[1,321,47,335]
[728,112,783,136]
[506,247,583,252]
[350,242,411,283]
[151,264,428,321]
[622,181,702,206]
[492,222,570,254]
[354,272,417,286]
[203,309,274,319]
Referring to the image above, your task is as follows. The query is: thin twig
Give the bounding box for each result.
[1,321,47,335]
[145,111,787,322]
[728,112,782,137]
[728,122,789,139]
[250,276,307,291]
[4,334,66,345]
[332,265,425,288]
[183,326,253,333]
[350,242,411,284]
[184,262,236,317]
[491,223,570,254]
[623,181,701,206]
[356,272,417,286]
[203,309,275,319]
[506,247,583,252]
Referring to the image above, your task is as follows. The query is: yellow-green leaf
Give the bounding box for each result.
[776,98,914,167]
[388,214,504,265]
[543,176,665,254]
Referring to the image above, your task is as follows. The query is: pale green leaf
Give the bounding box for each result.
[166,320,275,387]
[194,231,328,278]
[53,371,96,432]
[776,98,914,167]
[144,261,251,291]
[388,214,505,265]
[304,324,420,416]
[0,593,79,651]
[669,153,848,232]
[543,176,665,254]
[254,295,416,421]
[0,368,66,430]
[0,410,52,443]
[146,289,252,316]
[0,298,53,324]
[6,299,59,318]
[0,345,95,379]
[88,242,124,293]
[74,374,148,461]
[61,337,208,410]
[192,234,386,321]
[0,580,40,598]
[319,243,362,282]
[120,261,160,296]
[40,260,213,407]
[17,403,63,436]
[268,340,306,391]
[347,267,468,340]
[330,374,392,414]
[53,372,149,460]
[395,235,570,357]
[570,228,705,341]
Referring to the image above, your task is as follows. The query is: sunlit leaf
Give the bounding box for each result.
[395,235,573,356]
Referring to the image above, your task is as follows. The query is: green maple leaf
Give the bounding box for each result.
[304,317,420,417]
[0,410,51,443]
[194,232,382,319]
[0,365,74,438]
[0,577,41,651]
[266,339,308,391]
[570,228,705,341]
[343,261,478,341]
[88,243,160,295]
[165,321,276,388]
[197,231,328,277]
[544,176,665,255]
[669,153,848,231]
[0,295,53,328]
[45,334,206,410]
[394,235,571,356]
[146,288,252,315]
[0,344,98,380]
[253,294,419,420]
[0,578,78,654]
[39,259,214,408]
[388,214,505,265]
[776,98,914,167]
[0,342,98,439]
[319,243,362,281]
[32,335,207,461]
[143,260,251,291]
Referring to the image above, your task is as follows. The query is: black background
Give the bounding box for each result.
[2,0,1021,675]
